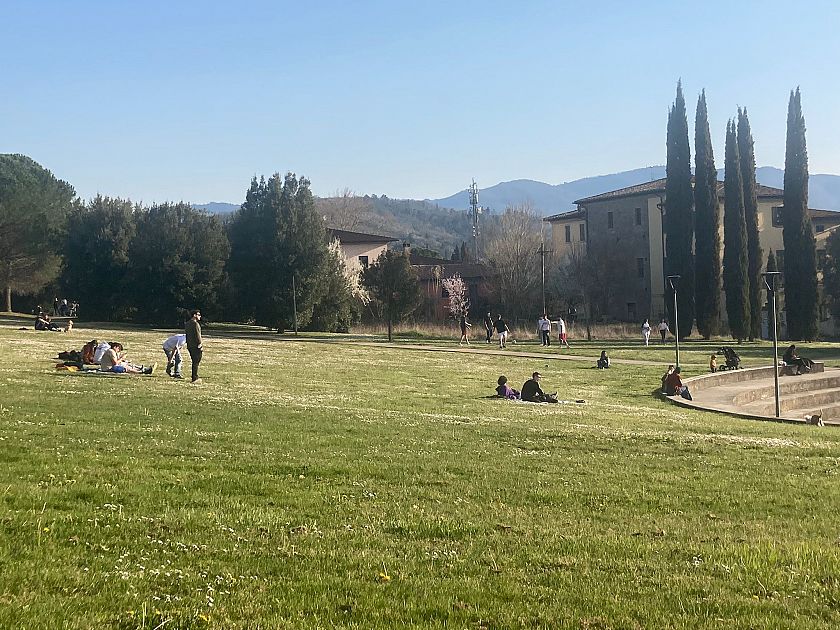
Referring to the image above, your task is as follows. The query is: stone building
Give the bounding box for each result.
[544,177,840,326]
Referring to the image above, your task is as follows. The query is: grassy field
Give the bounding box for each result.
[1,322,839,629]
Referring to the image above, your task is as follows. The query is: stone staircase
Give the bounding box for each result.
[675,363,840,425]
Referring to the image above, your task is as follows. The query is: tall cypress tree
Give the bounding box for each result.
[664,81,695,338]
[782,88,818,340]
[723,120,751,341]
[693,90,721,339]
[737,108,763,341]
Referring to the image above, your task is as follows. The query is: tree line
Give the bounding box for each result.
[664,82,821,341]
[0,164,426,331]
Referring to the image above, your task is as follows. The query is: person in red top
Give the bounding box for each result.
[664,367,692,400]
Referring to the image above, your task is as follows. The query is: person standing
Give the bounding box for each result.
[556,316,570,349]
[642,319,651,346]
[538,314,551,346]
[658,319,669,343]
[162,333,187,378]
[458,314,472,345]
[483,312,494,344]
[494,314,509,349]
[185,309,203,383]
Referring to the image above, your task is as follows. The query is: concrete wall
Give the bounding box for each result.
[338,242,388,274]
[548,217,587,263]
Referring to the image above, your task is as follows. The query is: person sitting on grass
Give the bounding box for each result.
[709,354,717,373]
[783,344,814,375]
[596,350,611,369]
[664,367,692,400]
[35,313,64,332]
[98,342,156,375]
[495,375,520,400]
[521,372,558,403]
[661,365,674,393]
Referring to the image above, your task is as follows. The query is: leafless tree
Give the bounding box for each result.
[484,203,542,320]
[314,188,374,231]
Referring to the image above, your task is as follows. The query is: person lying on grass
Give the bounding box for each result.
[521,372,558,403]
[495,375,520,399]
[98,342,156,375]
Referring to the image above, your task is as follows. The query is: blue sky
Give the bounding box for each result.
[2,0,839,205]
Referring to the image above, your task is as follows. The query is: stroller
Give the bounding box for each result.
[717,347,741,370]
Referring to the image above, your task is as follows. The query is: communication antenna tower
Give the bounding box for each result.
[469,179,481,261]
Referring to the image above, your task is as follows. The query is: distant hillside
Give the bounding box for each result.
[431,166,840,215]
[193,202,239,214]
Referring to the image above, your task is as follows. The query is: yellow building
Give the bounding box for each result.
[544,178,840,328]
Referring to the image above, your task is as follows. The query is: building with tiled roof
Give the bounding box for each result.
[408,250,495,320]
[327,228,399,273]
[543,177,840,329]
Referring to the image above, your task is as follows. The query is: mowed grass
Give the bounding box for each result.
[1,325,839,629]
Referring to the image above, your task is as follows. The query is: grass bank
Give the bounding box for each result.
[1,324,839,628]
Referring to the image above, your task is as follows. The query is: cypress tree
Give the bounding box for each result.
[738,108,763,341]
[723,120,751,341]
[782,88,818,340]
[693,90,722,339]
[664,81,695,338]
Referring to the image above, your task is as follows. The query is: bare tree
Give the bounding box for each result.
[314,188,374,231]
[484,203,542,320]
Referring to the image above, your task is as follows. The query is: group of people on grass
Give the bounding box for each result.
[35,311,72,332]
[458,312,572,350]
[54,309,205,382]
[642,319,671,346]
[496,372,559,403]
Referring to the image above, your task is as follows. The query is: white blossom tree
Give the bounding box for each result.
[441,273,469,320]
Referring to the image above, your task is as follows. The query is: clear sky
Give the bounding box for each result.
[2,0,839,205]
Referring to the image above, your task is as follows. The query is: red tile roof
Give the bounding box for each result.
[573,177,785,205]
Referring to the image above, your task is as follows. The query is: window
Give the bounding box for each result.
[358,255,369,268]
[607,211,614,229]
[776,250,784,273]
[565,224,571,243]
[637,258,645,278]
[579,223,586,241]
[635,207,642,225]
[772,206,784,227]
[627,302,637,320]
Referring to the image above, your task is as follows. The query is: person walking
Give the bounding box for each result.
[557,316,570,349]
[642,319,651,346]
[538,314,551,346]
[458,314,472,345]
[185,309,203,383]
[483,312,494,344]
[494,315,509,349]
[658,319,669,343]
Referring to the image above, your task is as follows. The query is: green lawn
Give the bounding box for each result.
[1,324,839,628]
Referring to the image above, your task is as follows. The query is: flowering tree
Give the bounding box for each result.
[441,273,470,319]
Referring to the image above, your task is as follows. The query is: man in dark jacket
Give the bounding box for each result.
[185,309,203,383]
[483,312,494,343]
[521,372,557,403]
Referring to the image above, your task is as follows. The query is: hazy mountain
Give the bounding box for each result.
[431,166,840,215]
[193,201,239,214]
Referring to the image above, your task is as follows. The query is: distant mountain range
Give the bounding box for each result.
[429,166,840,215]
[195,166,840,219]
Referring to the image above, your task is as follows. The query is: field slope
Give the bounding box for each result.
[1,325,839,628]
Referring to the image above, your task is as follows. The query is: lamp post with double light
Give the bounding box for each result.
[667,275,681,368]
[762,271,782,417]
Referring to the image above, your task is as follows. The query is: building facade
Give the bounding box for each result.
[544,178,840,327]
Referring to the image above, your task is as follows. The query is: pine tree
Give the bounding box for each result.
[738,108,763,341]
[723,120,751,341]
[782,88,818,340]
[693,90,721,339]
[664,81,695,338]
[227,173,330,330]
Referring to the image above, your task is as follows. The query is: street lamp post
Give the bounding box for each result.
[762,271,782,417]
[667,275,681,368]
